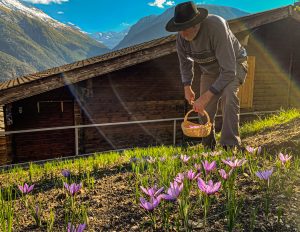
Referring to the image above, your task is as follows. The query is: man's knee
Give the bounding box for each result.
[222,89,239,109]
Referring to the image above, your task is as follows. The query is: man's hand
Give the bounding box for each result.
[184,86,195,105]
[193,91,214,115]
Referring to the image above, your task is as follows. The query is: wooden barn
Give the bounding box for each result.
[0,5,300,164]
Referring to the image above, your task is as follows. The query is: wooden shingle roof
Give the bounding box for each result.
[0,5,299,105]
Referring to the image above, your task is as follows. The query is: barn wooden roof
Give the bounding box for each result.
[0,5,299,105]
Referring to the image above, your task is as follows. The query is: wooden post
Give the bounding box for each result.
[238,56,256,109]
[0,105,11,165]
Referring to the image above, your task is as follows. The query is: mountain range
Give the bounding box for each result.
[114,5,249,50]
[0,0,110,82]
[90,28,129,49]
[0,0,249,82]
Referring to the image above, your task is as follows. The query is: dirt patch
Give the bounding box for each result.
[243,118,300,155]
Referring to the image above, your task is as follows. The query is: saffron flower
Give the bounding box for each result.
[147,156,156,164]
[174,173,185,183]
[140,185,164,198]
[202,160,217,173]
[256,168,273,180]
[61,169,71,178]
[201,152,209,158]
[192,154,199,159]
[180,154,190,163]
[160,157,166,162]
[279,152,292,164]
[130,157,139,163]
[140,197,161,211]
[67,223,86,232]
[161,181,183,201]
[197,178,221,195]
[218,169,232,180]
[18,183,34,194]
[64,183,82,196]
[210,151,222,156]
[188,125,201,128]
[186,169,200,181]
[246,146,262,155]
[222,157,247,169]
[194,163,202,173]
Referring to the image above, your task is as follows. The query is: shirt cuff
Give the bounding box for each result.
[183,81,192,86]
[209,86,220,95]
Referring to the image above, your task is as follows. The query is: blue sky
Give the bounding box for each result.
[22,0,296,33]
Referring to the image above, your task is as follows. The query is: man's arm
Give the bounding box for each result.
[176,34,194,86]
[208,17,236,95]
[176,34,196,104]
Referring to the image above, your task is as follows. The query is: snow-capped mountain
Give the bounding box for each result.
[114,5,249,50]
[0,0,66,28]
[0,0,110,81]
[90,28,130,49]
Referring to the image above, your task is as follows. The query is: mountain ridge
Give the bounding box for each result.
[0,0,110,82]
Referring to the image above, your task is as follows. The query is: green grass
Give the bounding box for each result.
[240,108,300,137]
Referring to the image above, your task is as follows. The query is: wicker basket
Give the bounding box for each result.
[181,110,212,137]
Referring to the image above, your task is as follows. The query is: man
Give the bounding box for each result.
[165,1,248,150]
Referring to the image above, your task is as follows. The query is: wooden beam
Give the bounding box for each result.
[230,6,291,34]
[0,41,176,105]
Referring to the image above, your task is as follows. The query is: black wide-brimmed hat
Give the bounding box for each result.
[165,1,208,32]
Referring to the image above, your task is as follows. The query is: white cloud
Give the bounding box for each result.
[57,11,64,14]
[148,0,175,8]
[22,0,68,4]
[120,22,130,27]
[165,1,175,6]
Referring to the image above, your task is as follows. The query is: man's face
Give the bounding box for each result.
[179,24,200,41]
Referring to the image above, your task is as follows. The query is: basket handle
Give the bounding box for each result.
[184,109,211,124]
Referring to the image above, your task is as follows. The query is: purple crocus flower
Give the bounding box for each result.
[61,169,71,178]
[192,154,199,159]
[219,169,232,180]
[246,146,255,153]
[246,146,262,155]
[256,168,273,180]
[140,196,161,211]
[197,178,221,195]
[160,181,183,201]
[18,183,34,194]
[140,185,164,198]
[210,151,222,156]
[194,163,202,173]
[180,155,190,163]
[147,156,156,164]
[186,169,200,181]
[201,152,209,158]
[160,157,166,162]
[67,223,86,232]
[174,173,185,183]
[130,157,139,163]
[64,183,82,196]
[202,160,217,173]
[256,146,262,155]
[222,157,247,169]
[279,153,292,164]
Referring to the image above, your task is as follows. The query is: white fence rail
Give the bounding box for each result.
[2,110,279,156]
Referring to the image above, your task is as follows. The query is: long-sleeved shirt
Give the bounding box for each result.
[176,14,247,94]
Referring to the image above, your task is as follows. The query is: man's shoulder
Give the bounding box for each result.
[204,14,226,24]
[202,14,227,31]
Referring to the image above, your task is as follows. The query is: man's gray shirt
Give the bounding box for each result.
[176,14,247,94]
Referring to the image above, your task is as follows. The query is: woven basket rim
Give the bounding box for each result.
[181,109,211,137]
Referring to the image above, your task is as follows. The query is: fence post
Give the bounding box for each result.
[75,127,79,156]
[173,120,176,145]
